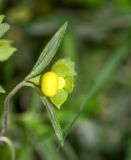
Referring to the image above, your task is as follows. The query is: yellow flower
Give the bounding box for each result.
[39,58,75,109]
[41,71,65,97]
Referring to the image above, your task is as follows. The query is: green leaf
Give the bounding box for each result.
[51,58,76,77]
[40,95,64,146]
[64,76,74,93]
[0,15,5,23]
[0,23,10,38]
[0,40,16,61]
[0,85,6,93]
[28,75,41,86]
[26,22,68,79]
[50,89,68,109]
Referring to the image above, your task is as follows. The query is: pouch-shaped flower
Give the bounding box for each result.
[41,58,76,109]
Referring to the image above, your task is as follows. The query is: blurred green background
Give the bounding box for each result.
[1,0,131,159]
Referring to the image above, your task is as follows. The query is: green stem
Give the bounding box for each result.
[1,81,26,135]
[0,136,15,160]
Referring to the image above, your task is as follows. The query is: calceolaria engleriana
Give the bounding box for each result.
[1,21,75,146]
[31,58,76,109]
[41,58,76,109]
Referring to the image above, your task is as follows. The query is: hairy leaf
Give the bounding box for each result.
[0,85,6,93]
[26,22,68,79]
[40,96,64,146]
[52,58,76,77]
[0,15,5,23]
[0,40,16,61]
[0,23,10,38]
[50,89,68,109]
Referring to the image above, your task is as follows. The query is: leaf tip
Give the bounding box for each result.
[62,21,68,31]
[64,21,68,27]
[56,105,61,109]
[60,140,64,147]
[0,85,6,94]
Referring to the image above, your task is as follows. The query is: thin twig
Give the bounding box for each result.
[1,81,26,135]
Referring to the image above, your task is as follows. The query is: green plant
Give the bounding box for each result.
[0,18,71,159]
[1,15,74,152]
[0,15,16,160]
[0,19,71,149]
[0,11,131,160]
[0,15,16,93]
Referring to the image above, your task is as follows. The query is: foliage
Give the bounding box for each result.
[0,85,5,93]
[0,15,16,62]
[0,22,68,149]
[0,15,16,94]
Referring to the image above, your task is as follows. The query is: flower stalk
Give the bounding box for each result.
[1,81,26,135]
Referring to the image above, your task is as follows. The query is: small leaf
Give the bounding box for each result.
[40,95,64,146]
[51,58,76,77]
[64,76,74,93]
[0,40,16,61]
[26,22,68,79]
[50,89,68,109]
[0,23,10,38]
[28,75,41,86]
[0,15,5,23]
[0,85,6,93]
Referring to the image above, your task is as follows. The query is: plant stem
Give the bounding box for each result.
[0,136,15,160]
[1,81,26,135]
